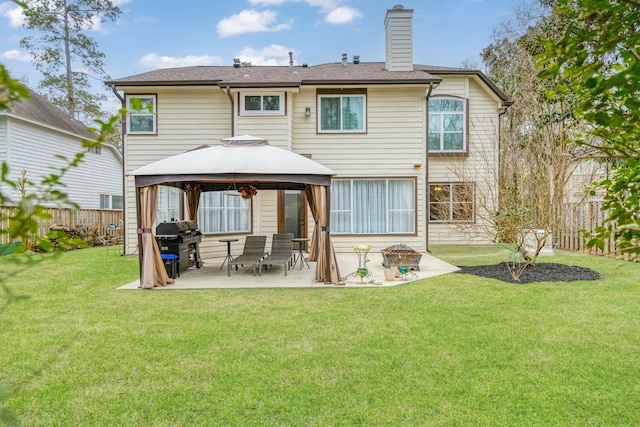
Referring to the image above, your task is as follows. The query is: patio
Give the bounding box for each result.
[118,251,459,290]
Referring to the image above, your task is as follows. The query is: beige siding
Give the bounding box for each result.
[122,77,503,256]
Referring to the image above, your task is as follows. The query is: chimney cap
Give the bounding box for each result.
[392,4,404,9]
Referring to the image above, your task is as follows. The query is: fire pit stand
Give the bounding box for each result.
[381,244,422,271]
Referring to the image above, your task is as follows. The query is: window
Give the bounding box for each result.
[318,94,366,132]
[198,192,251,234]
[156,186,180,226]
[331,178,415,234]
[126,95,156,134]
[240,93,284,115]
[429,183,474,222]
[88,145,102,155]
[428,98,466,152]
[99,194,123,210]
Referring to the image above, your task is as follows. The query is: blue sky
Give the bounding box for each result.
[1,0,517,88]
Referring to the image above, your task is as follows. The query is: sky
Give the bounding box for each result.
[0,0,518,91]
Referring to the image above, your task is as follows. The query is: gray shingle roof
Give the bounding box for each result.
[2,88,96,140]
[106,62,442,87]
[106,61,511,103]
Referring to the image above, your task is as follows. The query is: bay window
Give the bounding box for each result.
[331,178,415,234]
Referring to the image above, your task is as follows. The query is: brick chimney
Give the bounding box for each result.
[384,5,414,72]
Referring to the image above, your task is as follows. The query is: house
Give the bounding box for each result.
[0,87,123,210]
[107,5,511,260]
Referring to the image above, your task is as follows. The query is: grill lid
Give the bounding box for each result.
[156,220,198,236]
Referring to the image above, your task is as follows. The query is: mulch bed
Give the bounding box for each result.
[455,262,600,284]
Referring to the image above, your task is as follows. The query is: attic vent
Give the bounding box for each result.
[353,55,360,64]
[341,53,348,66]
[233,58,241,68]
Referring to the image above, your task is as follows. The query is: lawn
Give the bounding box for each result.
[1,246,639,426]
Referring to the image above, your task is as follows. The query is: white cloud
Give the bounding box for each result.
[325,6,362,24]
[0,2,26,27]
[138,53,222,69]
[216,9,291,38]
[237,44,295,66]
[1,49,32,62]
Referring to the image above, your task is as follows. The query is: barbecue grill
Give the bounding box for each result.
[156,220,203,277]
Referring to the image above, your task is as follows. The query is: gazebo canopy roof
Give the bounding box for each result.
[129,135,335,191]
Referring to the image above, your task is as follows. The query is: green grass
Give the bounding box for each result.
[1,246,639,426]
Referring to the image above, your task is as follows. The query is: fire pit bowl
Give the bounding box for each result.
[381,244,422,271]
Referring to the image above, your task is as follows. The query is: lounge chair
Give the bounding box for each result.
[228,235,267,276]
[258,233,294,276]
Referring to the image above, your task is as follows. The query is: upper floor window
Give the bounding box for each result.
[331,178,415,234]
[318,94,366,133]
[240,93,284,115]
[429,183,474,222]
[428,98,466,152]
[88,145,102,155]
[126,95,156,134]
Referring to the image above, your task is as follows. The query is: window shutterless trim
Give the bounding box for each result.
[125,94,157,135]
[427,95,469,155]
[239,92,286,116]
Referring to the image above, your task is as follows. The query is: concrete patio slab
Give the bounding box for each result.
[118,251,459,290]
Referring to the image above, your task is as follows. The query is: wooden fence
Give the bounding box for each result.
[0,207,123,245]
[555,201,637,261]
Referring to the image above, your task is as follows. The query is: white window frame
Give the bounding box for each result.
[240,93,284,115]
[318,94,367,133]
[331,178,415,234]
[429,182,475,222]
[99,194,123,210]
[428,97,467,152]
[156,186,180,227]
[126,94,156,134]
[197,192,252,234]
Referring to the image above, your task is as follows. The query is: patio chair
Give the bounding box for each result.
[229,235,267,276]
[258,233,294,276]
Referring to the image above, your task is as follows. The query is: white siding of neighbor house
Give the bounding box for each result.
[122,76,504,257]
[1,115,122,210]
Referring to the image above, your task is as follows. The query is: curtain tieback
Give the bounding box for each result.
[137,228,152,234]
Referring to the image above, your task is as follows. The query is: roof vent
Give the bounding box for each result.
[288,51,294,67]
[393,4,404,9]
[302,63,308,67]
[353,55,360,64]
[233,58,241,68]
[341,53,348,66]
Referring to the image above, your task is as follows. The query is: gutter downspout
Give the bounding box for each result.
[111,85,126,256]
[425,81,437,253]
[225,86,235,136]
[497,104,508,212]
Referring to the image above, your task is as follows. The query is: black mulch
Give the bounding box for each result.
[455,262,600,284]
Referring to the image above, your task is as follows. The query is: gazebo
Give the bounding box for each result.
[128,135,341,288]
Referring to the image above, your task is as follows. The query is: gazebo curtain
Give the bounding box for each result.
[136,182,341,286]
[306,185,341,284]
[139,185,173,288]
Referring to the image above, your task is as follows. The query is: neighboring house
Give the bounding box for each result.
[107,5,511,259]
[0,88,123,210]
